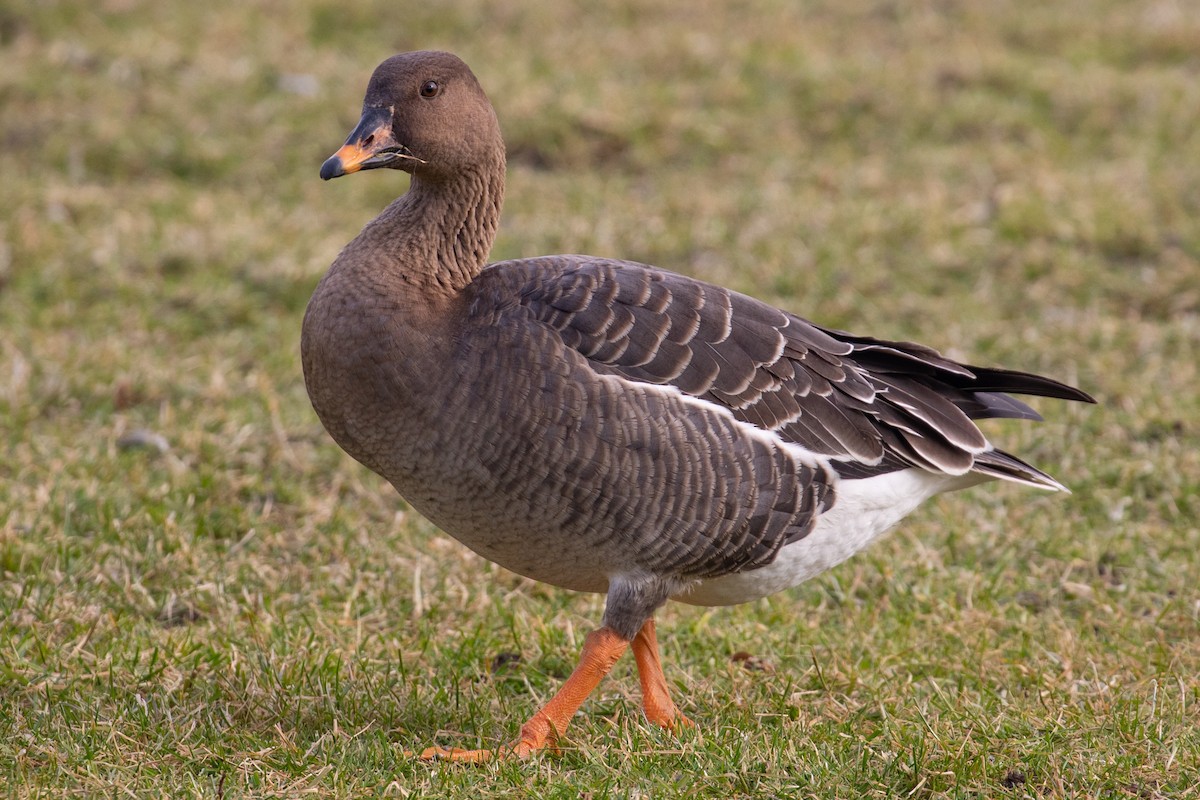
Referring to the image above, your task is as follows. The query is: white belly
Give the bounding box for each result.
[676,468,982,607]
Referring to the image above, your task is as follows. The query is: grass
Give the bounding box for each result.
[2,0,1199,796]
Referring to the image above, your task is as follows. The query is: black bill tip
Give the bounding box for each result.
[320,155,346,181]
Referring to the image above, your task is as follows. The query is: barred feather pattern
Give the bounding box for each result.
[471,256,1091,486]
[456,285,836,583]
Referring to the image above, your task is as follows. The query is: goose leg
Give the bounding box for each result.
[631,619,694,730]
[417,626,629,762]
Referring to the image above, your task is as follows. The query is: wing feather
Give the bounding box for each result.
[469,256,1093,485]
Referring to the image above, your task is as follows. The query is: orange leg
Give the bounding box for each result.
[417,626,629,762]
[631,619,693,730]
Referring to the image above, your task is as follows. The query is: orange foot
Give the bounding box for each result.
[632,619,694,731]
[409,619,696,763]
[415,742,538,763]
[412,627,630,762]
[414,713,560,762]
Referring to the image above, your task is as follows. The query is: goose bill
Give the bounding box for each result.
[320,106,405,180]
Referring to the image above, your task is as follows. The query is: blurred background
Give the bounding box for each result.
[1,0,1197,796]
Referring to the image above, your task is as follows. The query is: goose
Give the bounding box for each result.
[301,50,1094,761]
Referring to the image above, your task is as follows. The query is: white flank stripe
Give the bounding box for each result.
[597,372,832,472]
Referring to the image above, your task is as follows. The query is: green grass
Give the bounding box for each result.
[2,0,1199,797]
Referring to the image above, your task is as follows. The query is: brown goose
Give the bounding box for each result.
[302,51,1094,761]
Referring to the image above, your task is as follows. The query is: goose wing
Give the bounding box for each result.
[471,257,1092,485]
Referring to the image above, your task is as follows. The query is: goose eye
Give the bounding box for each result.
[420,80,440,98]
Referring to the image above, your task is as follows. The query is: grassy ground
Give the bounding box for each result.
[2,0,1198,796]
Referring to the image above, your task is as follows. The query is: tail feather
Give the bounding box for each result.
[972,448,1069,492]
[960,365,1096,404]
[818,327,1094,489]
[955,390,1044,422]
